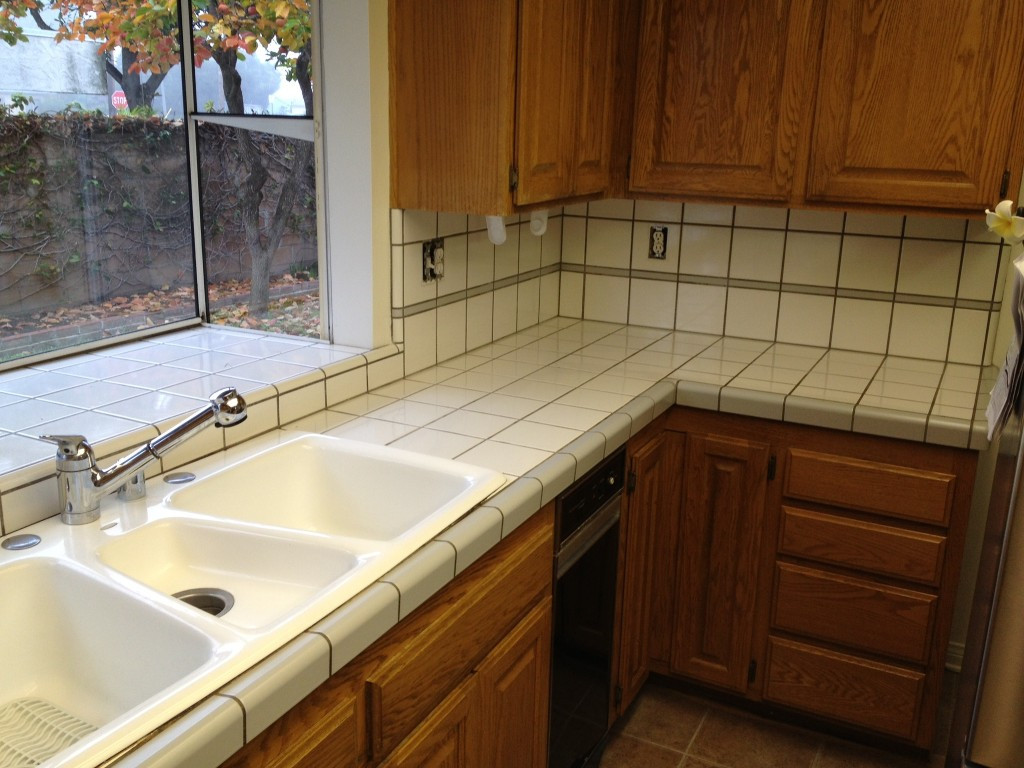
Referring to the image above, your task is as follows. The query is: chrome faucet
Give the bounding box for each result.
[41,387,248,525]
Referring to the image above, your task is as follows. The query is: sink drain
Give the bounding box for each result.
[172,587,234,617]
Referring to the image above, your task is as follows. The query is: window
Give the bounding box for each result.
[0,0,329,367]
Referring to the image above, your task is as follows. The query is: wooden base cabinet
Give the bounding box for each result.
[629,409,977,749]
[220,506,554,768]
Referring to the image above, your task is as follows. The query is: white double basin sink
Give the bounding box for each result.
[0,433,505,768]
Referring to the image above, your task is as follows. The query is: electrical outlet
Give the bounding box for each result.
[422,238,444,281]
[649,225,668,260]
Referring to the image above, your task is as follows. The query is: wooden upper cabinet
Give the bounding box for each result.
[807,0,1024,210]
[390,0,622,215]
[630,0,822,202]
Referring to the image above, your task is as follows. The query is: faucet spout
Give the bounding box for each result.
[41,388,248,525]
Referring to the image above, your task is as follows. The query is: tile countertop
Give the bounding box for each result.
[0,318,996,767]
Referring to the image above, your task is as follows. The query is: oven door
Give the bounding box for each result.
[549,490,622,768]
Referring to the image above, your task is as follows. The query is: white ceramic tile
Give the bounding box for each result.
[31,410,153,447]
[325,368,367,407]
[430,409,516,438]
[724,288,779,340]
[163,374,274,402]
[466,230,495,288]
[402,209,437,243]
[391,244,405,308]
[683,203,733,225]
[517,277,541,330]
[0,433,56,475]
[404,384,481,409]
[631,222,681,273]
[1,476,58,533]
[585,218,633,269]
[435,506,503,575]
[368,399,452,427]
[525,402,607,431]
[404,242,437,306]
[223,398,279,446]
[493,421,582,452]
[107,342,200,365]
[561,217,587,265]
[844,212,904,236]
[168,351,262,375]
[494,223,521,280]
[456,440,552,476]
[0,371,91,397]
[588,198,635,219]
[628,278,677,329]
[904,215,966,240]
[220,359,319,387]
[37,380,144,409]
[734,206,787,229]
[462,392,544,419]
[113,696,244,768]
[783,232,841,287]
[519,225,542,273]
[897,239,962,297]
[776,293,834,347]
[679,225,731,277]
[838,236,900,292]
[788,208,844,232]
[540,271,560,321]
[492,284,519,339]
[887,303,952,360]
[675,283,726,335]
[403,309,437,374]
[390,428,482,459]
[556,388,632,411]
[635,200,682,223]
[96,390,209,424]
[541,216,563,267]
[223,337,310,358]
[0,399,84,433]
[729,229,785,282]
[324,416,416,445]
[583,275,629,324]
[57,356,151,379]
[278,381,327,425]
[497,378,573,402]
[559,270,584,318]
[959,243,1001,301]
[831,298,892,354]
[948,308,990,365]
[366,353,405,390]
[438,211,468,237]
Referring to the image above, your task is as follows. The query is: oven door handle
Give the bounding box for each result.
[556,492,622,579]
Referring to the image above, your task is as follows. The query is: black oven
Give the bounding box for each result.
[548,447,625,768]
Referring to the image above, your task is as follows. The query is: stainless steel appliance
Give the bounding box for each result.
[549,448,625,768]
[949,410,1024,767]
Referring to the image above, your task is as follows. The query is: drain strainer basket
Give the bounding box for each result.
[0,698,96,767]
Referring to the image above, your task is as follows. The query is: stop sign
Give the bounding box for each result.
[112,90,128,110]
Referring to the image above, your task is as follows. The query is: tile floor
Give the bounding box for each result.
[600,680,950,768]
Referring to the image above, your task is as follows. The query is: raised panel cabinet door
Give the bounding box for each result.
[476,598,553,768]
[515,0,581,205]
[570,0,619,197]
[615,432,671,715]
[807,0,1024,210]
[629,0,822,201]
[389,0,518,214]
[671,433,770,693]
[379,677,481,768]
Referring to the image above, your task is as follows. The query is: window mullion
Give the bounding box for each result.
[180,0,208,323]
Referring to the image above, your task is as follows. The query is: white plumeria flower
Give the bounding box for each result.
[985,199,1024,243]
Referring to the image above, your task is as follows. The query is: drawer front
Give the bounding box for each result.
[772,563,936,664]
[366,512,553,760]
[764,636,925,741]
[784,448,955,525]
[779,506,946,586]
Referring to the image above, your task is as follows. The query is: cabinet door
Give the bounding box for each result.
[630,0,821,201]
[671,433,769,693]
[806,0,1024,210]
[379,678,481,768]
[389,0,517,214]
[476,598,552,768]
[570,0,619,197]
[615,431,673,715]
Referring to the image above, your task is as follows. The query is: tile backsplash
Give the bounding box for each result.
[555,200,1007,366]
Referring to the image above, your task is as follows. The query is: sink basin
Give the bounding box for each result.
[163,433,506,541]
[0,558,217,764]
[97,518,364,630]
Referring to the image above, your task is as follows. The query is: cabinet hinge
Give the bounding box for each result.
[767,455,776,482]
[509,165,519,191]
[627,470,637,495]
[1000,169,1011,198]
[614,685,623,709]
[747,660,757,685]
